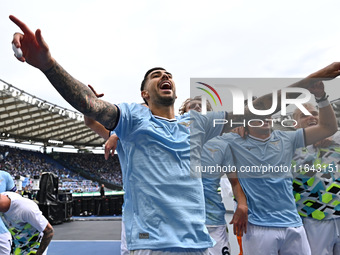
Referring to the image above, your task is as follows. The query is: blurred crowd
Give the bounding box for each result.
[56,152,122,186]
[0,145,123,194]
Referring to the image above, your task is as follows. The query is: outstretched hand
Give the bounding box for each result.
[104,134,119,160]
[309,62,340,80]
[9,15,54,71]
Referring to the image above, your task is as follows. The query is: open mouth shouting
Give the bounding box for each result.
[307,120,317,126]
[159,80,173,93]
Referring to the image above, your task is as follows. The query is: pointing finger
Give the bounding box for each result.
[9,15,34,35]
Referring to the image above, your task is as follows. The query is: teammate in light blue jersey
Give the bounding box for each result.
[180,97,247,255]
[201,139,248,255]
[201,83,337,255]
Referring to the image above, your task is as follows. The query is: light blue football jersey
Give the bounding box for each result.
[114,103,225,250]
[201,137,235,226]
[0,170,17,235]
[203,130,305,227]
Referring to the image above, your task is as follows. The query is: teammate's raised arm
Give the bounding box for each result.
[302,82,337,145]
[84,85,111,139]
[224,62,340,133]
[9,15,119,130]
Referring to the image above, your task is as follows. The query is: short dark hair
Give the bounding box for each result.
[140,67,165,91]
[140,67,165,105]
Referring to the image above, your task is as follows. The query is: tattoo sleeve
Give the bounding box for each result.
[36,226,54,255]
[43,61,118,130]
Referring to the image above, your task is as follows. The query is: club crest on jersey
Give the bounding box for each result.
[207,148,219,153]
[179,120,192,128]
[270,141,280,146]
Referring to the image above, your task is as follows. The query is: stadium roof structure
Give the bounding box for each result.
[2,79,340,149]
[0,79,105,150]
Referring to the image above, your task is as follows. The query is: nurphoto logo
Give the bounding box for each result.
[192,78,313,128]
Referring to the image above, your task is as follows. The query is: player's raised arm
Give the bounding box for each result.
[9,15,119,130]
[303,82,337,145]
[224,62,340,132]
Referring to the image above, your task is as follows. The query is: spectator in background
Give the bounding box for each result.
[100,184,105,198]
[22,185,32,200]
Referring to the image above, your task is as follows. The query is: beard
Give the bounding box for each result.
[154,93,176,107]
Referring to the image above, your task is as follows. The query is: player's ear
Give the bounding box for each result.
[141,90,149,101]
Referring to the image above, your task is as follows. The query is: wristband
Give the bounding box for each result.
[317,98,330,108]
[315,93,328,103]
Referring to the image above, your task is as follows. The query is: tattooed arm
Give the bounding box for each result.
[36,222,54,255]
[10,15,118,130]
[44,62,118,129]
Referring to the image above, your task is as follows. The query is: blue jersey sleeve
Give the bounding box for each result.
[114,103,148,141]
[190,110,226,144]
[5,172,16,192]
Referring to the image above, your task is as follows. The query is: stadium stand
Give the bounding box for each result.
[0,145,123,192]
